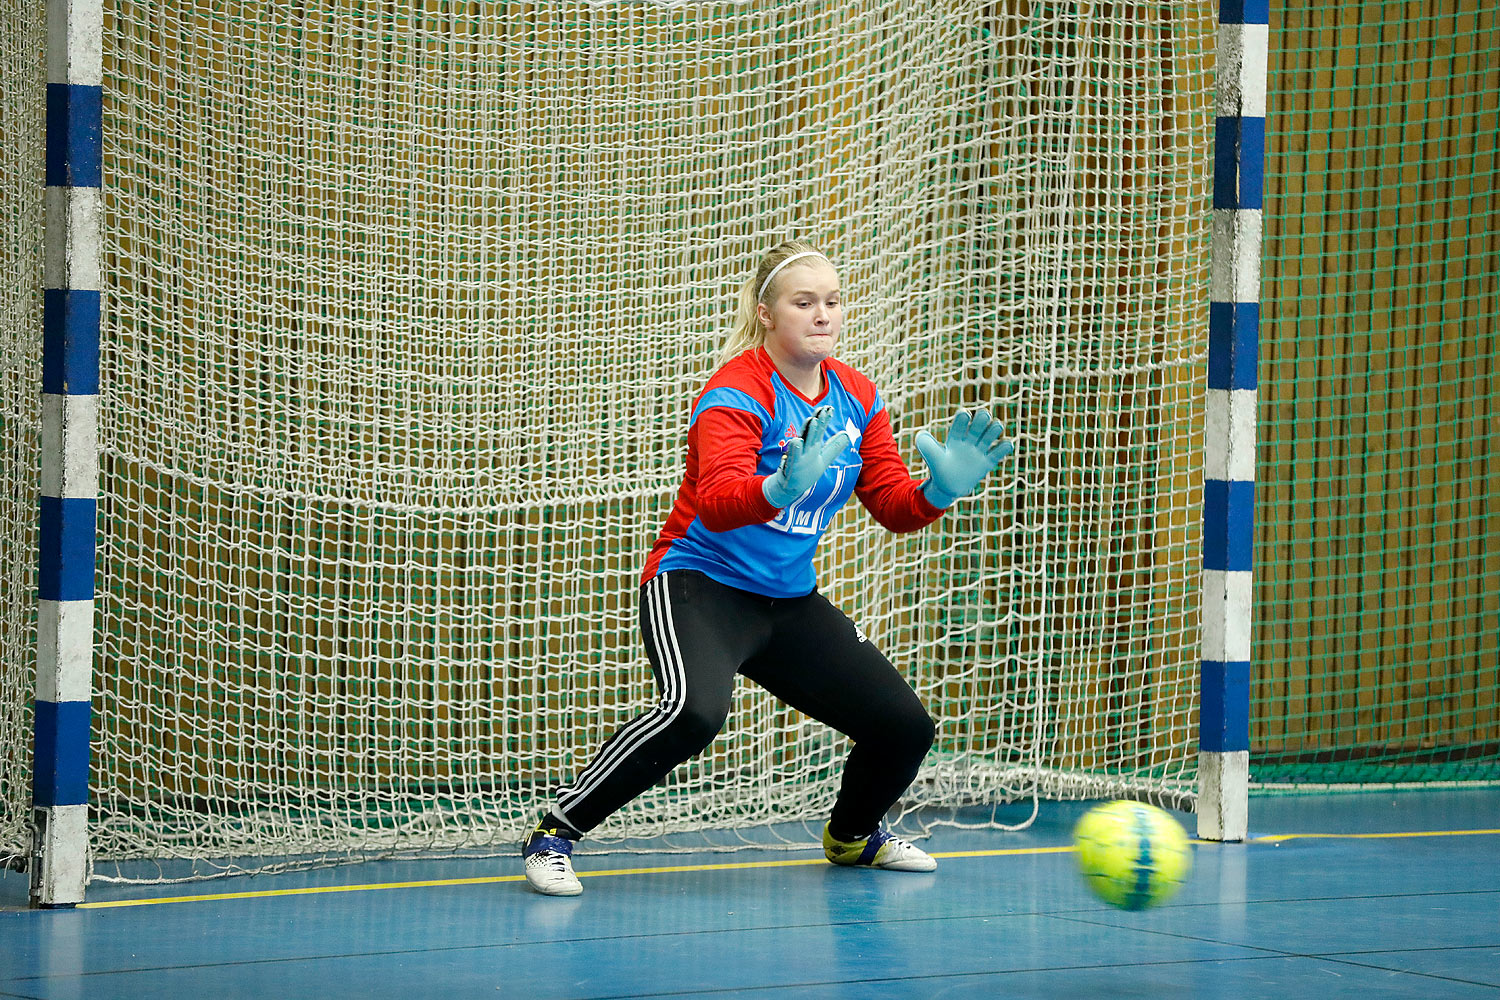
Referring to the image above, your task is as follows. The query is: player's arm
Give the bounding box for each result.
[854,407,946,533]
[856,406,1013,530]
[693,405,782,532]
[696,405,850,530]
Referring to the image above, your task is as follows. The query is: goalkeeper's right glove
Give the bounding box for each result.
[762,406,852,508]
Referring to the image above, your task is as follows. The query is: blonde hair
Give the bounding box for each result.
[716,240,830,367]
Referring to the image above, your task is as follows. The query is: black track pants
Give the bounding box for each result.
[554,570,936,837]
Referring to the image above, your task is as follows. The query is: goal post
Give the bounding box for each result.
[30,0,103,907]
[7,1,1244,900]
[1195,0,1265,842]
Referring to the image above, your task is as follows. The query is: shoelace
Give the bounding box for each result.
[526,831,574,857]
[867,829,925,860]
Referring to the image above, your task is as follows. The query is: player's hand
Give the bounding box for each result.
[916,409,1013,509]
[762,406,851,508]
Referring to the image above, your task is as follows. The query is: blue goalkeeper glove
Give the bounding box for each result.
[916,409,1013,509]
[762,406,852,508]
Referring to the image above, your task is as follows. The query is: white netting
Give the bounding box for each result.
[0,2,44,868]
[12,1,1217,879]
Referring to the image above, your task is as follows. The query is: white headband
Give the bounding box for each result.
[757,250,830,302]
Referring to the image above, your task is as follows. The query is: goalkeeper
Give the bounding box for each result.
[523,241,1013,896]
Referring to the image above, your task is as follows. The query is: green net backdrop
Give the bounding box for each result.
[1256,3,1500,784]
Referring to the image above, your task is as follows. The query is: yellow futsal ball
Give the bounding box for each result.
[1072,800,1192,911]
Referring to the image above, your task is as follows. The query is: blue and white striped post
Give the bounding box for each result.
[1198,0,1265,842]
[31,0,102,908]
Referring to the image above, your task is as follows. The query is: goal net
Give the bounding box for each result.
[0,0,45,878]
[3,1,1217,879]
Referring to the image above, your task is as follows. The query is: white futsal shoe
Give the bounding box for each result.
[522,828,584,896]
[823,823,938,873]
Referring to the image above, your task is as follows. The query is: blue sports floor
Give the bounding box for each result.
[3,790,1497,999]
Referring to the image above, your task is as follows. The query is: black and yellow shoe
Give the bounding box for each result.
[823,823,937,872]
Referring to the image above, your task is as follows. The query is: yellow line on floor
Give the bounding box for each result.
[1245,828,1500,844]
[75,828,1500,910]
[80,875,531,908]
[79,857,829,908]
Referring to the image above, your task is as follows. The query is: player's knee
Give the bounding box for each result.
[671,702,728,753]
[887,706,936,763]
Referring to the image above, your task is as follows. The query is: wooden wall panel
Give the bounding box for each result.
[1256,0,1500,771]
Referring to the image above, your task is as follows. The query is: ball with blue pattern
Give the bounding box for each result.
[1073,800,1193,911]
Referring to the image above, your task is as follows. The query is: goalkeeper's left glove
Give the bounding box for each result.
[916,408,1013,509]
